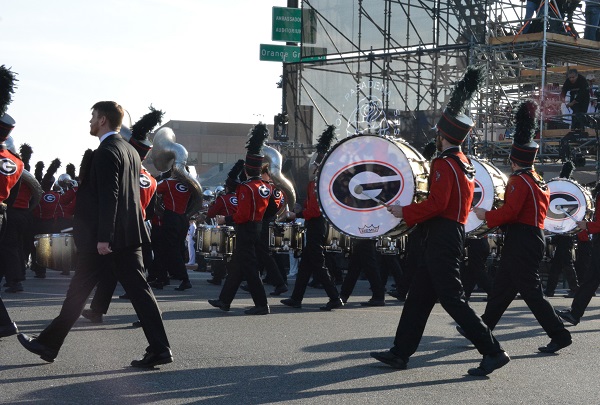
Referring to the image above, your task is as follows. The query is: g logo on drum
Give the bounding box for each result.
[331,162,403,210]
[472,179,484,208]
[547,193,580,220]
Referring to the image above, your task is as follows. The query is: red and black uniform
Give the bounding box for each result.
[481,168,571,345]
[219,177,272,307]
[257,184,287,291]
[55,186,77,231]
[288,180,341,304]
[205,191,238,284]
[153,176,191,285]
[390,146,503,363]
[0,145,24,325]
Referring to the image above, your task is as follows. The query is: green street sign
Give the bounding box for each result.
[272,7,302,42]
[260,44,301,63]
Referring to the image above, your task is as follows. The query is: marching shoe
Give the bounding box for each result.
[387,290,406,302]
[467,351,510,376]
[33,273,46,279]
[174,280,192,291]
[5,282,24,293]
[370,351,407,369]
[555,309,580,326]
[206,278,222,286]
[208,299,230,312]
[131,350,173,368]
[148,280,165,290]
[244,305,270,315]
[270,284,288,296]
[320,298,344,311]
[360,299,385,307]
[538,338,572,353]
[239,283,249,292]
[17,333,58,363]
[81,309,103,323]
[281,298,302,308]
[340,295,349,304]
[132,320,142,328]
[0,321,18,338]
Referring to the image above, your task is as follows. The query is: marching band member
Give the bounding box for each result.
[470,100,571,354]
[209,123,273,315]
[371,66,509,376]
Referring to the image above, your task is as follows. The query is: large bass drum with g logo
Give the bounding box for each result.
[316,134,429,238]
[544,178,593,234]
[466,157,508,238]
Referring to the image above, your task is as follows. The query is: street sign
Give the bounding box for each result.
[260,44,301,63]
[272,7,302,42]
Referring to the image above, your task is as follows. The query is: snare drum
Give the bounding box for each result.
[269,222,304,253]
[317,134,429,238]
[34,234,53,269]
[466,157,508,237]
[196,224,235,260]
[544,178,593,234]
[324,225,351,252]
[50,233,77,272]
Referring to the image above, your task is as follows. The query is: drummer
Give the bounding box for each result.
[471,100,572,354]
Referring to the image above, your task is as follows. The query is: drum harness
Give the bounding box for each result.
[512,168,548,191]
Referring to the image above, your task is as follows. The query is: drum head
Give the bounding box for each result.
[317,134,424,238]
[465,158,507,234]
[545,178,591,233]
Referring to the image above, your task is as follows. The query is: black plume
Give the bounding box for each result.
[513,100,538,145]
[66,163,76,180]
[78,149,94,186]
[422,140,437,160]
[0,65,18,116]
[560,161,575,179]
[446,65,485,116]
[228,159,245,180]
[41,158,61,192]
[131,105,164,142]
[246,122,269,155]
[19,143,33,171]
[316,125,336,155]
[34,161,44,183]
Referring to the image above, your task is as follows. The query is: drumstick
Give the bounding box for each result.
[353,184,390,208]
[556,205,578,222]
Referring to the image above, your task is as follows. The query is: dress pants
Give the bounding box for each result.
[0,208,28,284]
[378,253,402,289]
[482,224,570,342]
[575,240,592,283]
[158,210,189,282]
[257,216,285,287]
[394,227,423,298]
[290,216,340,302]
[545,235,579,295]
[391,217,502,361]
[571,238,600,319]
[219,222,268,307]
[36,247,170,355]
[462,237,493,299]
[341,239,385,300]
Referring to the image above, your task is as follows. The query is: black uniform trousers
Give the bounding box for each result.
[0,210,13,326]
[481,223,570,343]
[575,239,592,285]
[570,237,600,319]
[393,227,423,298]
[157,210,189,282]
[378,252,402,289]
[391,217,502,362]
[257,216,285,287]
[290,216,340,302]
[341,239,385,300]
[462,237,493,299]
[0,208,29,284]
[219,221,268,307]
[545,234,579,295]
[148,224,164,282]
[36,247,170,354]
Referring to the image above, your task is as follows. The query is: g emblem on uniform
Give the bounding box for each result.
[273,189,282,199]
[229,196,238,206]
[258,184,271,198]
[0,158,18,176]
[43,194,57,203]
[140,173,152,189]
[175,182,189,192]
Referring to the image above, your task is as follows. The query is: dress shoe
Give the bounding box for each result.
[388,290,406,302]
[33,273,46,279]
[0,321,18,338]
[270,284,288,296]
[239,283,249,292]
[360,299,385,307]
[370,351,407,369]
[5,282,24,293]
[555,309,580,326]
[340,295,349,304]
[132,320,142,328]
[208,299,230,312]
[174,280,192,291]
[119,293,130,299]
[148,280,165,290]
[320,298,344,311]
[244,305,270,315]
[467,351,510,376]
[538,338,572,353]
[207,278,222,286]
[131,350,173,368]
[17,333,58,363]
[281,298,302,308]
[81,309,103,323]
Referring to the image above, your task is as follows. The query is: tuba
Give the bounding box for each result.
[148,127,203,218]
[263,144,296,219]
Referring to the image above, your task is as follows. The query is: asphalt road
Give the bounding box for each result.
[1,268,599,404]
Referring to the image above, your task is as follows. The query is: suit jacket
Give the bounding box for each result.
[73,134,150,253]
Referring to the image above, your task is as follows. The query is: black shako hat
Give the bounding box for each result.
[0,65,18,142]
[510,100,539,167]
[226,159,245,189]
[245,123,269,176]
[436,65,485,145]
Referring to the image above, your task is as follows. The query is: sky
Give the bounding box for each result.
[1,0,287,169]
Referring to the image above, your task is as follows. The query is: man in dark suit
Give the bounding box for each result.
[17,101,172,368]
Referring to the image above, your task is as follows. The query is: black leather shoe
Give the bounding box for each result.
[340,295,348,304]
[467,351,510,376]
[538,339,572,353]
[17,333,58,362]
[131,350,173,368]
[33,273,46,279]
[208,299,230,312]
[387,290,406,302]
[270,284,288,296]
[207,278,222,286]
[370,351,407,369]
[5,283,24,293]
[81,309,103,323]
[360,299,385,307]
[148,280,165,290]
[174,280,192,291]
[555,309,580,325]
[244,305,270,315]
[281,298,302,308]
[0,321,18,338]
[320,298,344,311]
[132,320,142,328]
[119,293,130,299]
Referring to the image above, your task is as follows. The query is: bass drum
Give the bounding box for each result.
[466,157,508,238]
[545,178,593,234]
[317,134,429,238]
